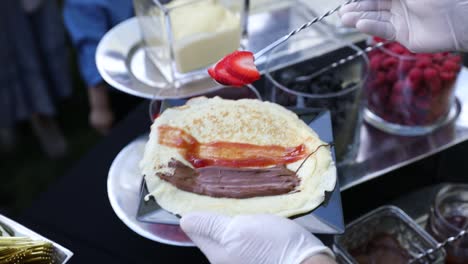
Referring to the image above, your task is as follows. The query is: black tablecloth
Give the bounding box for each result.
[19,101,207,263]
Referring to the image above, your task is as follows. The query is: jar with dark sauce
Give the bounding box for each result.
[426,185,468,264]
[349,233,410,264]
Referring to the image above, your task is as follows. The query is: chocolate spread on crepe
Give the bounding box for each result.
[157,159,300,199]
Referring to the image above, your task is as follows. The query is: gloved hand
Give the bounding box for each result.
[180,213,335,264]
[339,0,468,53]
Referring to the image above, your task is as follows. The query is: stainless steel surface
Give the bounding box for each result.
[0,214,73,263]
[253,0,359,60]
[339,68,468,190]
[107,136,194,247]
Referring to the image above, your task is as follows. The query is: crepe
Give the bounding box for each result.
[140,97,336,217]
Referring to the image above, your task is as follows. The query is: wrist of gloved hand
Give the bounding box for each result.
[301,253,336,264]
[338,0,468,53]
[296,247,335,264]
[180,213,335,264]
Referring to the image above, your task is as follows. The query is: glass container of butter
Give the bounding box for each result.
[134,0,245,86]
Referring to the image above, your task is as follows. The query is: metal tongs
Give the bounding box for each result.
[253,0,360,61]
[294,41,391,83]
[409,227,468,263]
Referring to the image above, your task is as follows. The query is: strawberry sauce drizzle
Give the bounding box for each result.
[158,125,307,168]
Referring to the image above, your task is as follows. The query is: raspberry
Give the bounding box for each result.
[426,78,442,96]
[370,55,384,70]
[416,54,432,59]
[388,43,409,55]
[416,85,429,96]
[415,57,432,69]
[448,55,462,64]
[386,69,398,83]
[366,80,379,92]
[393,80,405,96]
[409,68,423,85]
[376,72,387,86]
[373,36,386,43]
[390,94,404,106]
[399,60,414,73]
[442,60,461,73]
[423,68,438,81]
[383,57,399,68]
[433,64,442,72]
[433,53,445,63]
[440,71,456,82]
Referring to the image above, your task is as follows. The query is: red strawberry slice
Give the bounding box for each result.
[225,51,260,84]
[213,59,245,87]
[207,50,260,87]
[208,66,217,80]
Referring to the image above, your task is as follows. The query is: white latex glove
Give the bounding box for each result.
[339,0,468,53]
[180,213,335,264]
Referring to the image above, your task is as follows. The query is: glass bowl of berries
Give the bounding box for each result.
[363,38,462,136]
[265,35,369,165]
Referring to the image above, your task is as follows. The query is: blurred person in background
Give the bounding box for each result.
[63,0,133,135]
[0,0,72,158]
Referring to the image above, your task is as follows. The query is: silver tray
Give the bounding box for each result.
[0,214,73,263]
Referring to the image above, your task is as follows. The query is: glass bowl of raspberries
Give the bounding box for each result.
[363,38,462,136]
[265,36,369,165]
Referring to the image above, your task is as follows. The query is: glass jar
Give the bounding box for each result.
[364,39,462,135]
[134,0,245,85]
[334,206,445,264]
[426,184,468,264]
[265,35,368,165]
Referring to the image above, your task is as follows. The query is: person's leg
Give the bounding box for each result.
[88,83,115,135]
